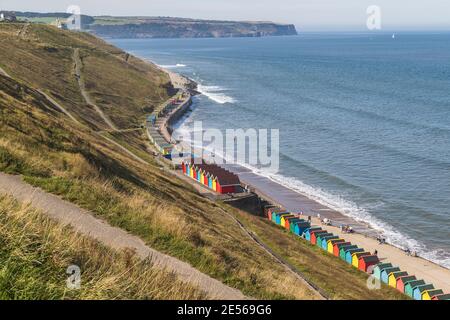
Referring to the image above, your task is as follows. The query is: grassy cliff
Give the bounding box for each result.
[0,23,405,300]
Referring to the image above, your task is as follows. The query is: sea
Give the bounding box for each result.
[110,33,450,269]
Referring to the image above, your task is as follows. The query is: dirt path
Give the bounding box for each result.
[0,172,247,300]
[1,66,81,125]
[73,48,118,131]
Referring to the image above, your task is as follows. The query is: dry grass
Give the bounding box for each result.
[0,194,206,300]
[0,68,317,299]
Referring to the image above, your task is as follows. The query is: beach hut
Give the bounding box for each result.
[294,222,311,236]
[373,263,393,280]
[280,215,295,228]
[287,218,303,232]
[388,271,408,288]
[358,255,380,273]
[340,245,358,260]
[276,213,291,225]
[208,175,213,189]
[345,248,364,264]
[333,242,351,257]
[304,227,322,241]
[327,239,345,254]
[182,162,186,174]
[422,289,444,301]
[432,294,450,300]
[413,284,435,300]
[321,235,339,250]
[380,267,401,284]
[285,216,303,231]
[271,211,288,224]
[396,276,417,293]
[311,230,328,245]
[316,233,333,247]
[351,252,371,268]
[404,280,425,298]
[212,178,217,192]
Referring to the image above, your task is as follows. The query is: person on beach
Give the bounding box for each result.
[373,250,378,256]
[308,216,312,223]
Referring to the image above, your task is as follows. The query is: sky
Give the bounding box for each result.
[1,0,450,31]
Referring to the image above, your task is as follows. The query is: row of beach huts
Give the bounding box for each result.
[265,207,450,301]
[181,161,242,194]
[146,91,190,158]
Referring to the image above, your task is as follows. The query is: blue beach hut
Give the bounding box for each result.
[294,222,311,236]
[345,248,364,264]
[380,267,401,284]
[316,233,333,248]
[405,280,426,298]
[340,245,357,260]
[373,263,393,280]
[276,213,291,225]
[303,227,322,241]
[288,219,304,233]
[321,235,339,250]
[413,284,435,300]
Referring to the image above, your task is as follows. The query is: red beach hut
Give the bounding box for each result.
[396,276,417,293]
[333,242,351,257]
[358,255,380,273]
[310,230,328,245]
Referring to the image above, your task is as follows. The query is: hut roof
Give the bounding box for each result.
[359,255,380,263]
[189,162,240,186]
[433,293,450,300]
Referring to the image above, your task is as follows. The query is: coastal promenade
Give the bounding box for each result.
[154,67,450,297]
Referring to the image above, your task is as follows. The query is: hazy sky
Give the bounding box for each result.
[2,0,450,31]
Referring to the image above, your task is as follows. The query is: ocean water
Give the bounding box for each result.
[111,33,450,269]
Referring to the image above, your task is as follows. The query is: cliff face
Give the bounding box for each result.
[88,18,298,39]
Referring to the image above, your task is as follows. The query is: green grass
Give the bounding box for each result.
[0,23,409,300]
[0,195,206,300]
[0,69,315,300]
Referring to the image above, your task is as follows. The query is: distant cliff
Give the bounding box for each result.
[88,17,298,39]
[8,12,297,39]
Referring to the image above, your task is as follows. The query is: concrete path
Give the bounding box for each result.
[0,172,247,300]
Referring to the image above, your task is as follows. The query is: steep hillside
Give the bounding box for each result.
[0,24,316,299]
[0,23,406,300]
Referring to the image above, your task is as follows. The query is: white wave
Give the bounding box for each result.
[197,84,236,104]
[173,125,450,269]
[159,63,187,69]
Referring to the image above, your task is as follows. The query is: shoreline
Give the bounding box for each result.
[154,63,450,293]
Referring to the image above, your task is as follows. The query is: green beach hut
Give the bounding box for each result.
[340,245,357,260]
[405,280,426,298]
[373,263,393,280]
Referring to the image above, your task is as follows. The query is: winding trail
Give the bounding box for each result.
[0,66,80,125]
[0,172,247,300]
[73,48,118,131]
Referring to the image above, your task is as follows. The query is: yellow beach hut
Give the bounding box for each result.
[280,215,295,228]
[388,271,408,288]
[327,239,345,254]
[422,289,444,300]
[351,252,371,268]
[212,178,217,192]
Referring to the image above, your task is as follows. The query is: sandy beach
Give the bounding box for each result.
[159,65,450,296]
